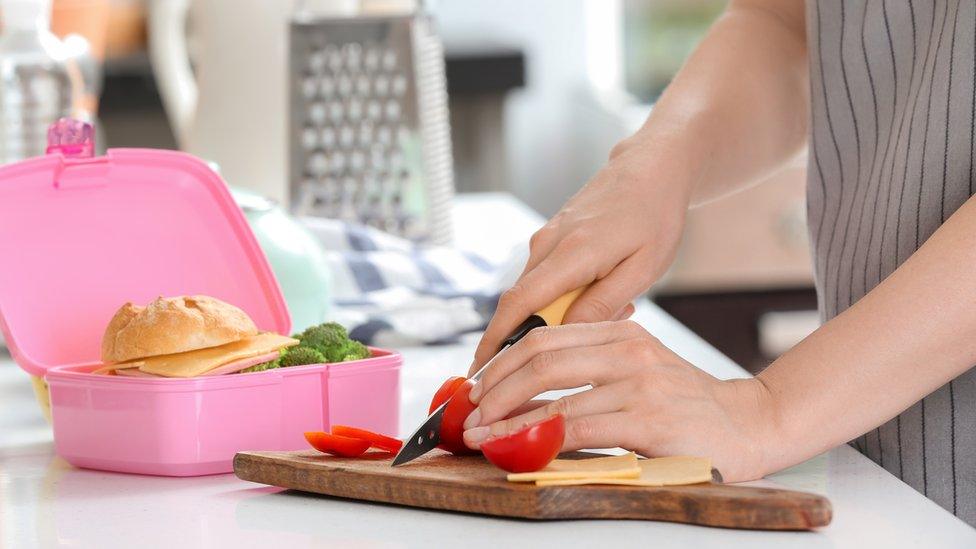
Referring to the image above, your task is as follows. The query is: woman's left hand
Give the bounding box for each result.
[461,320,776,482]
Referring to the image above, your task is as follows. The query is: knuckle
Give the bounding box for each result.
[608,139,634,160]
[567,417,597,444]
[560,230,589,250]
[522,326,553,352]
[574,296,615,321]
[498,285,527,311]
[557,241,598,275]
[546,397,574,418]
[629,338,661,363]
[528,226,554,251]
[527,350,556,380]
[497,416,522,437]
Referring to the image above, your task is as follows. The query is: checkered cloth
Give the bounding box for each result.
[301,217,524,347]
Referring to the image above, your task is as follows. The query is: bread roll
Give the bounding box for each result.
[100,296,258,362]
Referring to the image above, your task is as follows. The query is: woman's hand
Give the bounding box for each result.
[467,0,810,377]
[461,320,776,482]
[469,141,695,374]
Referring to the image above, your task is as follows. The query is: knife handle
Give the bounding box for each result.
[499,286,589,351]
[535,286,587,327]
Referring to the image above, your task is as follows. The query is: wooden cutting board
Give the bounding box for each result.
[234,449,831,530]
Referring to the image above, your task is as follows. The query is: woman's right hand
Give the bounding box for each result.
[469,137,695,374]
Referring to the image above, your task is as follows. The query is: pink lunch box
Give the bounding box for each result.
[0,121,400,476]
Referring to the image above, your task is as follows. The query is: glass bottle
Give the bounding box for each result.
[0,0,73,162]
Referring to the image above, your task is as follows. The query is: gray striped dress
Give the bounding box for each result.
[807,0,976,524]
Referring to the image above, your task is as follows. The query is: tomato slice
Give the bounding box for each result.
[429,376,467,414]
[480,414,565,473]
[304,431,371,457]
[438,378,479,455]
[331,425,403,453]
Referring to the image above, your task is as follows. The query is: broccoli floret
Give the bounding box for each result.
[236,329,359,374]
[317,335,369,362]
[294,322,370,362]
[297,322,348,355]
[337,339,370,362]
[279,346,326,367]
[239,356,281,374]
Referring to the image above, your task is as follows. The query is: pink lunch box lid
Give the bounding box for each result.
[0,147,291,377]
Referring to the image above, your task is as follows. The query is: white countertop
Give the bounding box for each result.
[2,194,974,548]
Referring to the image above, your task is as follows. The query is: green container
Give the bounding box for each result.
[232,188,333,332]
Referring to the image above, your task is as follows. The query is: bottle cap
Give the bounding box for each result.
[46,117,94,158]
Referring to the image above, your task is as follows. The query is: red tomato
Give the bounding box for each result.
[304,431,371,457]
[429,376,467,414]
[480,414,565,473]
[331,425,403,453]
[437,378,479,455]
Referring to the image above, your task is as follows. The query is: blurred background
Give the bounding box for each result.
[0,0,817,373]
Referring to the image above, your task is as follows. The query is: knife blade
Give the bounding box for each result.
[392,287,588,467]
[390,347,499,467]
[391,401,448,466]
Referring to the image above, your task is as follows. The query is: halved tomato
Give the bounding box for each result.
[431,377,479,455]
[331,425,403,453]
[429,376,468,414]
[480,414,565,473]
[304,431,371,457]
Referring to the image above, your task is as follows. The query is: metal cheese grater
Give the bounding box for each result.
[288,11,455,245]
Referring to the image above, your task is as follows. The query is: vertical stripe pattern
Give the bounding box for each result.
[806,0,976,526]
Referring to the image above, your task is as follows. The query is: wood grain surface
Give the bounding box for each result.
[234,450,831,530]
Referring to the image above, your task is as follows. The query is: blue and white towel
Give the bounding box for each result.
[301,217,526,347]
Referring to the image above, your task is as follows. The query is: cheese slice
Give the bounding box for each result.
[115,368,163,378]
[93,362,141,375]
[507,452,640,483]
[111,351,283,378]
[201,351,281,376]
[113,333,298,378]
[535,456,713,487]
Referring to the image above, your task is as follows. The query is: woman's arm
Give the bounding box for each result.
[757,194,976,473]
[471,0,810,371]
[462,194,976,482]
[621,0,810,206]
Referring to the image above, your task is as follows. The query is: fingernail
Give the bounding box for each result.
[463,407,482,430]
[464,426,490,444]
[468,382,483,402]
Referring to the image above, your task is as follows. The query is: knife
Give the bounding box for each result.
[392,287,588,467]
